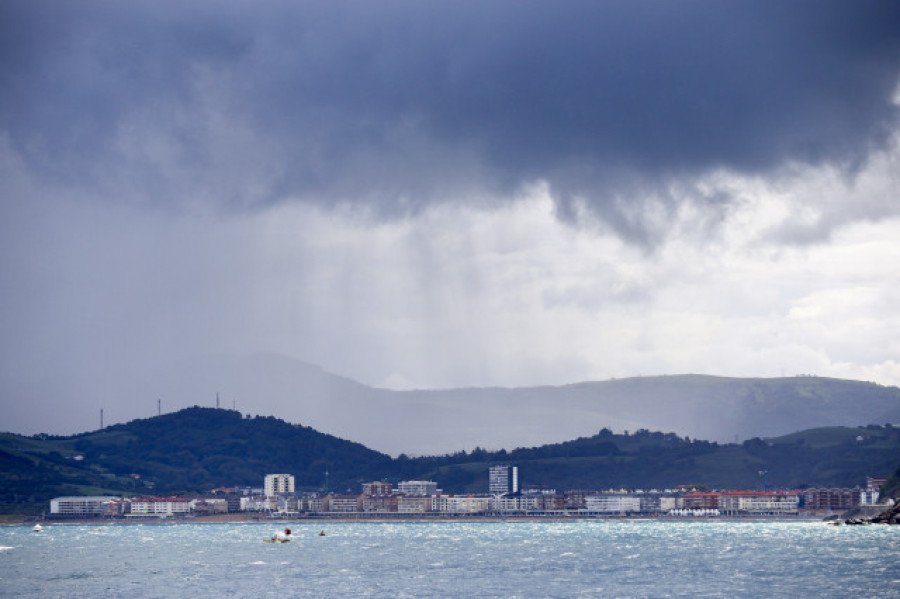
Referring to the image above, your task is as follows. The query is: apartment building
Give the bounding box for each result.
[129,497,191,516]
[328,494,362,512]
[584,494,642,513]
[362,481,393,497]
[264,474,295,497]
[50,496,120,517]
[397,480,440,496]
[489,465,519,495]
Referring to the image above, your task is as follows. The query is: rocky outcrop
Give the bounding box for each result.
[868,501,900,524]
[838,501,899,525]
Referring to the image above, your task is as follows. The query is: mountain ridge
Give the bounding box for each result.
[5,353,899,456]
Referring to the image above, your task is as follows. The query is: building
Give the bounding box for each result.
[264,474,295,497]
[397,480,440,496]
[717,491,800,515]
[683,492,719,510]
[362,481,393,497]
[866,475,888,490]
[493,494,541,512]
[306,495,330,513]
[564,490,591,509]
[803,488,860,511]
[50,496,120,517]
[863,475,886,505]
[362,494,397,512]
[489,465,519,496]
[397,496,432,513]
[129,497,191,516]
[521,487,565,511]
[240,496,275,512]
[434,494,492,514]
[585,494,642,514]
[860,488,880,506]
[328,494,361,513]
[275,495,302,514]
[189,497,229,515]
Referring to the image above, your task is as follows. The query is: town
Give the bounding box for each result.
[45,465,888,521]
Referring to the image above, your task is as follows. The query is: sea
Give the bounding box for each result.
[1,520,898,597]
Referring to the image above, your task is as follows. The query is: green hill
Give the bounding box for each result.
[0,407,393,513]
[1,408,898,514]
[400,425,900,493]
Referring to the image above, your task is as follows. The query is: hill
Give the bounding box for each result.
[6,354,900,456]
[2,407,898,514]
[399,424,900,493]
[0,407,392,513]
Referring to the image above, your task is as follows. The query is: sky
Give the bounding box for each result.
[2,1,900,437]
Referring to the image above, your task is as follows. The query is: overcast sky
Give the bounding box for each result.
[2,1,899,436]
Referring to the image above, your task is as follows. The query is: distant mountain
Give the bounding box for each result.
[131,355,900,455]
[5,353,900,457]
[2,407,899,514]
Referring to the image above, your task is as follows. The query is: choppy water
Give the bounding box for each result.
[1,520,898,597]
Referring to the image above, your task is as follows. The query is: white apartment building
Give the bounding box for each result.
[434,494,492,514]
[129,497,191,516]
[860,488,880,506]
[264,473,295,497]
[397,480,440,496]
[50,496,119,517]
[717,491,800,515]
[493,495,541,512]
[585,494,642,513]
[240,496,275,512]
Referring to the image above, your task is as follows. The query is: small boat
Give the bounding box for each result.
[32,524,44,532]
[264,528,292,543]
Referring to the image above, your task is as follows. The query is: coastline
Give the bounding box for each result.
[5,512,832,525]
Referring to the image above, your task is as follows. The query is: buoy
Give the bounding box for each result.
[318,530,326,536]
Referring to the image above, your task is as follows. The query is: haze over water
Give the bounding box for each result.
[2,520,898,597]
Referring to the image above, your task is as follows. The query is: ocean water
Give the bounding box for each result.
[1,520,898,597]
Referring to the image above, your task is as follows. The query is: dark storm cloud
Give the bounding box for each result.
[2,1,899,229]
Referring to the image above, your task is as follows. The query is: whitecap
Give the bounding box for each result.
[249,561,267,565]
[0,546,15,551]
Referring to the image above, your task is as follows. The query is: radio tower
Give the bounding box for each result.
[100,408,104,430]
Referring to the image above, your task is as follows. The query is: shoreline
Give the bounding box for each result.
[4,512,832,525]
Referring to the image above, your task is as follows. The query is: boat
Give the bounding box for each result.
[32,524,44,532]
[264,528,293,543]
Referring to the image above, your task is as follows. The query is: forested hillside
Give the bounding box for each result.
[2,408,898,514]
